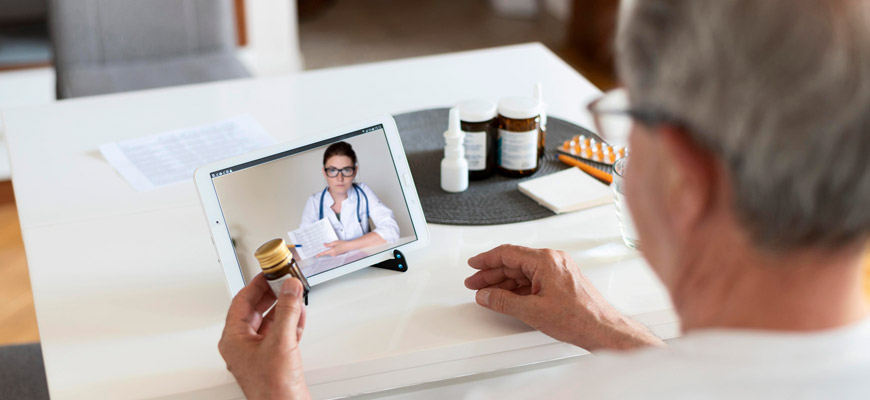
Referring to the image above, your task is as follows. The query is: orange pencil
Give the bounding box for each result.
[558,154,613,185]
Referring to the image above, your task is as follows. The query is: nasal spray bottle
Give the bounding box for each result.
[441,107,469,192]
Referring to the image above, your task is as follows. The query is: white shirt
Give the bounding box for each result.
[393,317,870,399]
[571,318,870,399]
[300,182,400,243]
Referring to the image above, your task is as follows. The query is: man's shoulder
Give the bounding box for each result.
[575,324,870,399]
[580,343,697,393]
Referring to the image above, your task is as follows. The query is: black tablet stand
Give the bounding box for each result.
[302,250,407,305]
[370,249,408,272]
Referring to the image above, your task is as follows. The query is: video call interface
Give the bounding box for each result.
[210,125,418,283]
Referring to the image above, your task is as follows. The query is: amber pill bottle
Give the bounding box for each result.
[458,99,498,180]
[496,97,541,178]
[254,238,310,303]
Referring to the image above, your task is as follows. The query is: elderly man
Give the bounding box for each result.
[217,0,870,398]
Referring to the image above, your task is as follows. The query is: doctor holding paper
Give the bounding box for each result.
[299,141,400,257]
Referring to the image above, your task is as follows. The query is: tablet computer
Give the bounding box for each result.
[194,115,429,296]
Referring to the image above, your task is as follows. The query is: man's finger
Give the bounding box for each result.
[475,287,537,323]
[464,268,508,289]
[297,305,307,342]
[513,286,533,296]
[495,279,524,291]
[467,244,540,272]
[259,308,275,336]
[235,274,271,307]
[465,266,533,289]
[226,274,272,327]
[254,288,278,315]
[268,278,305,347]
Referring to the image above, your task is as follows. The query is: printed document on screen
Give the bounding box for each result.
[288,218,341,260]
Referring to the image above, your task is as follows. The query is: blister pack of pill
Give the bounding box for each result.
[558,134,627,166]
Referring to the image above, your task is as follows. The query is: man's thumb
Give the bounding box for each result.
[476,288,529,318]
[271,278,304,344]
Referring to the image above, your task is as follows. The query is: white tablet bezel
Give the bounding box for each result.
[194,114,429,296]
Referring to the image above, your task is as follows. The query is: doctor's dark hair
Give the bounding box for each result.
[322,141,358,166]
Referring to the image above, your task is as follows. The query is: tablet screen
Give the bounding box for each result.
[209,124,418,283]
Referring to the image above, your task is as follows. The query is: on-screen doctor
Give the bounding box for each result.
[299,141,400,257]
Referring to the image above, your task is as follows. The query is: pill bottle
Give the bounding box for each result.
[457,99,497,180]
[534,83,547,159]
[496,96,541,178]
[254,238,310,304]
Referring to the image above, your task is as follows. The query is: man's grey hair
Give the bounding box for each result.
[616,0,870,250]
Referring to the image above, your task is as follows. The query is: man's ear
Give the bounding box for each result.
[657,125,718,236]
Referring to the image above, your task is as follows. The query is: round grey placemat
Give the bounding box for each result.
[395,107,604,225]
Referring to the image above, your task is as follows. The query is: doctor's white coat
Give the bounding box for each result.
[299,182,400,243]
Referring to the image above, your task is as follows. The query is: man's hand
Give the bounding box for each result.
[317,240,354,257]
[218,274,310,400]
[465,244,663,351]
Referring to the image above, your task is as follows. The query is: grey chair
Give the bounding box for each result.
[0,0,46,23]
[0,342,50,399]
[48,0,251,99]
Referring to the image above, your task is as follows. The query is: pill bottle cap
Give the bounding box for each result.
[498,96,542,120]
[255,238,293,270]
[534,83,547,127]
[457,99,497,122]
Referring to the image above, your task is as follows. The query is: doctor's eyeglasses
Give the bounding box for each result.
[324,166,356,177]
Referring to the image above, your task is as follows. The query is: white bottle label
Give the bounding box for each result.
[498,129,538,171]
[463,130,487,171]
[267,274,292,296]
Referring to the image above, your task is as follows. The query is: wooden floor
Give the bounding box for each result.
[0,180,40,345]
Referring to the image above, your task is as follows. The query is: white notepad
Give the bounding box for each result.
[518,167,613,214]
[288,218,340,259]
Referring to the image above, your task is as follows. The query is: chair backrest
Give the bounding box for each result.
[48,0,236,68]
[0,0,47,23]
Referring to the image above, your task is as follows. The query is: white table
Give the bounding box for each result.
[1,43,677,399]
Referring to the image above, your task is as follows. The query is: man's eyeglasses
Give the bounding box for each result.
[586,88,685,146]
[324,166,356,177]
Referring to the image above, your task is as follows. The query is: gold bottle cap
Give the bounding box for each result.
[254,238,293,270]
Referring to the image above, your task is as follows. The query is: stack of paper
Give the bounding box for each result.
[100,115,275,191]
[518,167,613,214]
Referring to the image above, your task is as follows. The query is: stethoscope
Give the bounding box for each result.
[319,183,370,226]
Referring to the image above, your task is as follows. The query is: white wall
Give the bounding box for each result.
[213,131,414,279]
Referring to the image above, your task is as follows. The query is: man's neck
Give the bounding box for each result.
[672,231,868,333]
